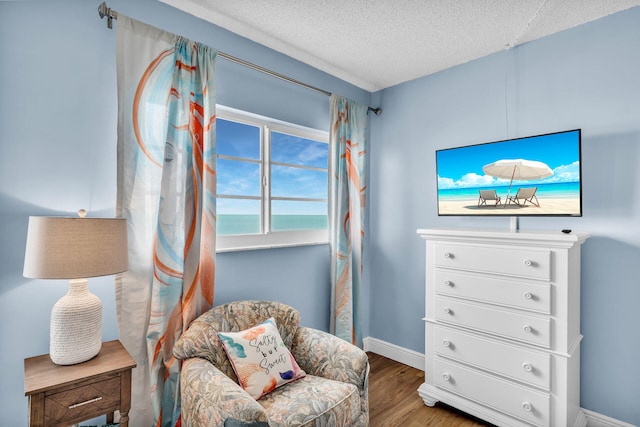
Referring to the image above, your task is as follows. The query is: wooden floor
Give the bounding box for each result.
[368,352,494,427]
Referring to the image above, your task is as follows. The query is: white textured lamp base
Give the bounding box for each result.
[50,279,102,365]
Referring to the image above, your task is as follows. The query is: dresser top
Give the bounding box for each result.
[417,228,589,246]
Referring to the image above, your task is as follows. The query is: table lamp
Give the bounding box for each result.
[23,210,128,365]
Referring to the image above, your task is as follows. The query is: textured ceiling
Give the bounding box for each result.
[161,0,640,92]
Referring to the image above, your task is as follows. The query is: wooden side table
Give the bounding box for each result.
[24,340,136,427]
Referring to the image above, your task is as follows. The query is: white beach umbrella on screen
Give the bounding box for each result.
[482,159,553,202]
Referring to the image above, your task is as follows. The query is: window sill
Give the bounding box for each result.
[216,230,329,253]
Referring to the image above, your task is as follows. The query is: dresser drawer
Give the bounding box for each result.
[44,377,120,425]
[434,270,551,313]
[434,242,550,281]
[433,326,550,389]
[434,358,549,426]
[434,297,551,348]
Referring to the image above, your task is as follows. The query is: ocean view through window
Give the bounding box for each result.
[216,107,329,251]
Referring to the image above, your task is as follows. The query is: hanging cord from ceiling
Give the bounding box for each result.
[504,45,511,138]
[97,2,382,116]
[505,0,551,50]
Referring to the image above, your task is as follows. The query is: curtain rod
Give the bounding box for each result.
[98,2,382,116]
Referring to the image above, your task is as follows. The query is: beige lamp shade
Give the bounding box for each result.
[23,216,128,279]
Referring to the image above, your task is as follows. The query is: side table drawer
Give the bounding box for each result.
[45,377,120,425]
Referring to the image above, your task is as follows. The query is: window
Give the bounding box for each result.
[216,107,329,251]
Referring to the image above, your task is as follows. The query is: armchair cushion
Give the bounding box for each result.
[224,420,269,427]
[259,375,360,426]
[218,317,305,399]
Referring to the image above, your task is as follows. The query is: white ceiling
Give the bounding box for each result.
[161,0,640,92]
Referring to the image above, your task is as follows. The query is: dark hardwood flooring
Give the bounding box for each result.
[368,352,494,427]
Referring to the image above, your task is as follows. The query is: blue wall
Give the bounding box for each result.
[0,1,370,425]
[368,7,640,425]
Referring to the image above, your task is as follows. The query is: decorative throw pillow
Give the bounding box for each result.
[218,317,305,399]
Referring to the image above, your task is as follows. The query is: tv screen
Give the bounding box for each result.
[436,129,582,216]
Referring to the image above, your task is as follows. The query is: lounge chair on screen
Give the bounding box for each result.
[478,190,501,207]
[507,187,540,206]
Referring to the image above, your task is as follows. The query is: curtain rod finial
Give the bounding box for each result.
[98,2,108,19]
[98,2,116,29]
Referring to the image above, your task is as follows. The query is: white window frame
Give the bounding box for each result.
[216,106,330,252]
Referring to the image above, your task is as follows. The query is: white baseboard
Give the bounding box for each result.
[362,336,424,371]
[363,336,635,427]
[583,409,637,427]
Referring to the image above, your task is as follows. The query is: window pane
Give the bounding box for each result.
[217,118,260,160]
[217,158,260,197]
[215,109,331,249]
[271,165,327,199]
[271,200,328,232]
[217,198,260,236]
[271,132,328,168]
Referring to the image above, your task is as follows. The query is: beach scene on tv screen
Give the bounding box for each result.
[436,130,581,216]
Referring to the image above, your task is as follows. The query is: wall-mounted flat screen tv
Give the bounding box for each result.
[436,129,582,216]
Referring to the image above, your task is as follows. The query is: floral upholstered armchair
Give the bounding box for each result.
[173,300,370,427]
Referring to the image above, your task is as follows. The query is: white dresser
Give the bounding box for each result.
[417,228,589,427]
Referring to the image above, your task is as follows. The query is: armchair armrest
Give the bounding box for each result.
[292,326,369,392]
[180,357,269,427]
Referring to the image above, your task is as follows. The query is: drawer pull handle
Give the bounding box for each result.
[522,402,533,412]
[443,307,452,315]
[522,363,533,372]
[69,396,103,409]
[442,373,451,382]
[524,259,533,266]
[444,252,452,259]
[523,325,532,333]
[524,292,533,299]
[443,339,451,347]
[444,280,453,287]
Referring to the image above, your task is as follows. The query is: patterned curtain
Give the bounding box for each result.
[116,16,217,427]
[329,94,369,348]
